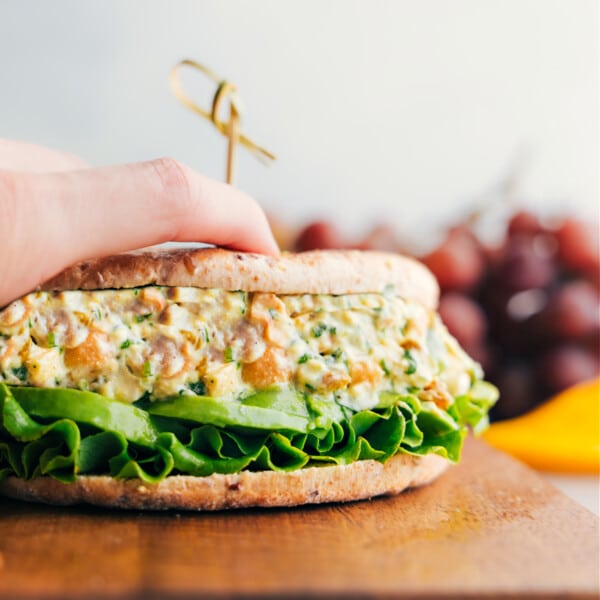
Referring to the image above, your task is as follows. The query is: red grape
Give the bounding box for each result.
[544,280,600,340]
[508,210,543,236]
[439,292,487,346]
[420,228,485,292]
[556,218,599,274]
[537,345,599,393]
[484,290,550,354]
[491,364,537,420]
[356,224,399,252]
[494,234,555,291]
[294,221,343,252]
[506,288,548,322]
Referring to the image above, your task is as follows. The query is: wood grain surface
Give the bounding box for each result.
[0,438,598,599]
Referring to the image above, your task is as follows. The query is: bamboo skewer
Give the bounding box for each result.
[170,59,275,185]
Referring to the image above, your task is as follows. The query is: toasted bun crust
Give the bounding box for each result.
[40,248,439,309]
[0,453,448,511]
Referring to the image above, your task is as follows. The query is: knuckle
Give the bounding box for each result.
[0,170,20,200]
[0,171,21,223]
[150,157,193,212]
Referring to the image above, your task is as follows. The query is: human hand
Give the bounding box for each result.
[0,140,279,306]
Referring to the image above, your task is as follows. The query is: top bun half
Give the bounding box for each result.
[39,248,439,309]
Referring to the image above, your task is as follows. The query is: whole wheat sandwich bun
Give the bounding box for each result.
[0,248,497,510]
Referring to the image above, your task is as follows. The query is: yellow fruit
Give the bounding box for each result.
[483,378,600,473]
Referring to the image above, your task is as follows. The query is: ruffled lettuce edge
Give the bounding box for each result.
[0,382,497,483]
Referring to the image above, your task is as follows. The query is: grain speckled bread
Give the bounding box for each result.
[0,452,448,510]
[1,246,452,510]
[40,247,439,309]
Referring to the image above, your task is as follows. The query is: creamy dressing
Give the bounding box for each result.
[0,287,481,410]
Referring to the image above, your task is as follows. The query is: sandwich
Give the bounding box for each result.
[0,248,497,510]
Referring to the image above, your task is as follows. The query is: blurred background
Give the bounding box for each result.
[0,1,597,227]
[1,2,598,430]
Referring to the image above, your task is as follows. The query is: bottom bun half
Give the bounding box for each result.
[0,453,449,511]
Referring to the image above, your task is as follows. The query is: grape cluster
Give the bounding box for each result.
[282,213,599,420]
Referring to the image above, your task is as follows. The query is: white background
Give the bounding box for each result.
[0,0,597,239]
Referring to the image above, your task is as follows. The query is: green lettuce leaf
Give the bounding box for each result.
[146,392,311,433]
[0,380,496,483]
[11,386,159,447]
[448,380,499,435]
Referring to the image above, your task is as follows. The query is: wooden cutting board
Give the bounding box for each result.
[0,438,597,599]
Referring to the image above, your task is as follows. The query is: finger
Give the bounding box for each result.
[0,138,89,172]
[47,157,279,259]
[18,158,279,287]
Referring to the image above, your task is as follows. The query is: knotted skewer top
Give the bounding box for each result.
[170,59,275,185]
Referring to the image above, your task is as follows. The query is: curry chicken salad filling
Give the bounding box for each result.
[1,286,478,408]
[0,285,497,484]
